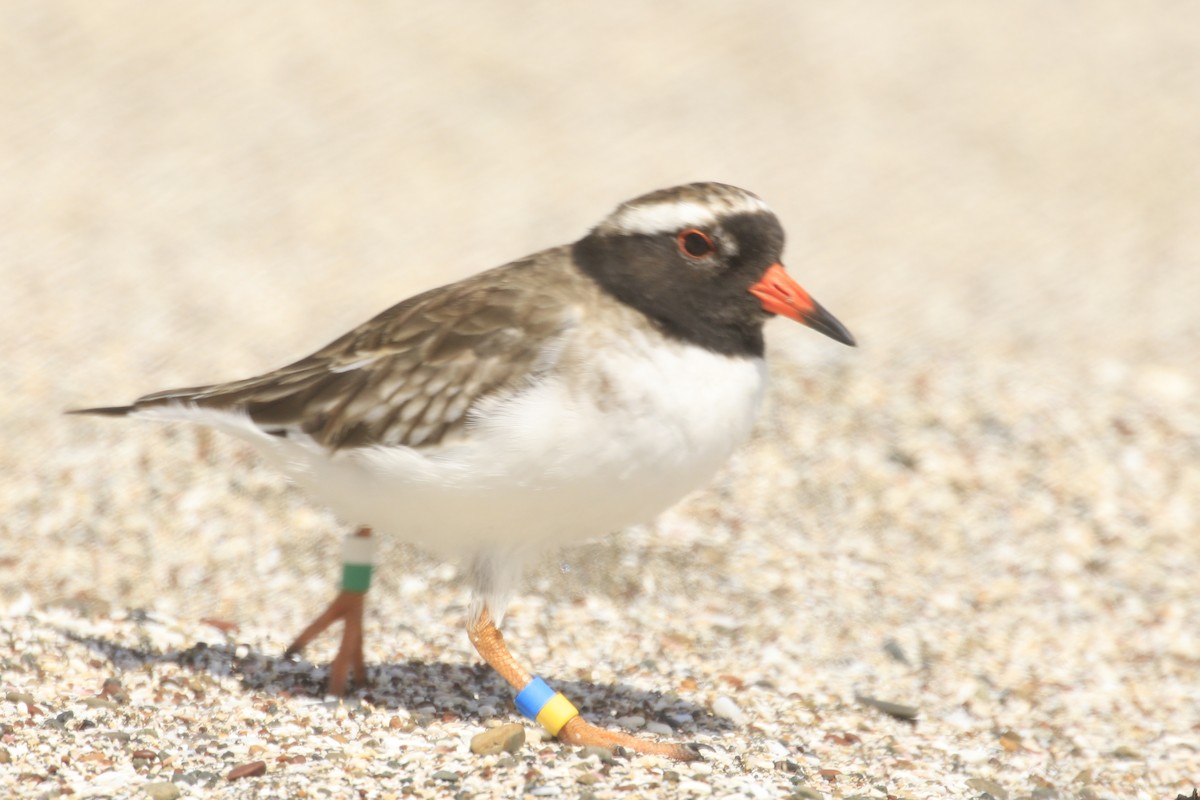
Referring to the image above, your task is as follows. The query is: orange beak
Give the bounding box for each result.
[749,263,856,346]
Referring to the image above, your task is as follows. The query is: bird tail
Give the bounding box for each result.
[65,405,136,417]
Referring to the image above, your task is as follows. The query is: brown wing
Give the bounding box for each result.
[128,253,577,450]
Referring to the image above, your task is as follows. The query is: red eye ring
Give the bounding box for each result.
[677,228,716,259]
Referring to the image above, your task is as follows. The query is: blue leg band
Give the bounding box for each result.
[515,676,556,720]
[514,676,579,736]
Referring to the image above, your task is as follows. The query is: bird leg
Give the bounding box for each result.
[467,608,703,761]
[284,526,374,695]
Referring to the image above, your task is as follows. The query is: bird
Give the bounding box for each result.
[70,182,855,760]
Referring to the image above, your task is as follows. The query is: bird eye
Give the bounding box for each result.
[677,228,716,259]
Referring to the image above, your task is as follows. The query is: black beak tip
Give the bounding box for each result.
[833,321,857,347]
[809,302,857,347]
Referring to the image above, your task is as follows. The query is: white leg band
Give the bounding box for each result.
[342,534,378,565]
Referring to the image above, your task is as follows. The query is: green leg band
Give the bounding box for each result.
[342,563,373,593]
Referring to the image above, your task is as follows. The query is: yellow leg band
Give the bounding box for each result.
[534,692,579,736]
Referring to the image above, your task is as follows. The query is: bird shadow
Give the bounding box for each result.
[57,623,736,738]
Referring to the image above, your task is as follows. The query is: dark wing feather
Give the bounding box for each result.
[122,253,577,450]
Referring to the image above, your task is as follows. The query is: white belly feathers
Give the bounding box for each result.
[297,328,767,557]
[135,325,768,568]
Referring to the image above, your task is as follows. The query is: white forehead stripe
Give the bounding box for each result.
[601,194,772,236]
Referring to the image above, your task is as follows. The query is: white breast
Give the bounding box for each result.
[291,328,767,556]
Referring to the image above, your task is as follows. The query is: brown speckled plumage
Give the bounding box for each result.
[122,247,601,449]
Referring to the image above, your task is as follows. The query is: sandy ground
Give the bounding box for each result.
[2,2,1198,798]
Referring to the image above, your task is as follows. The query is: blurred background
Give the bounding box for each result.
[1,1,1198,794]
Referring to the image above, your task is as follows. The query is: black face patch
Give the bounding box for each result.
[571,211,785,358]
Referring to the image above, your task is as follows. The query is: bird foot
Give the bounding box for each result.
[558,716,706,761]
[284,589,367,695]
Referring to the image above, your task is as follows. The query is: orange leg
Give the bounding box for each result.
[467,609,704,761]
[284,526,372,695]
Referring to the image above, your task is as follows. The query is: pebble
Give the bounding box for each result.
[882,638,911,664]
[578,745,615,764]
[855,694,919,722]
[645,721,673,736]
[143,781,181,800]
[711,695,745,724]
[100,677,128,703]
[226,761,267,781]
[616,715,646,729]
[80,697,118,709]
[470,722,525,755]
[966,777,1008,799]
[678,778,714,796]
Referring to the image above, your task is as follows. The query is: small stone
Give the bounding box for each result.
[179,770,220,787]
[226,761,267,781]
[81,698,118,709]
[883,638,911,664]
[530,786,560,796]
[616,715,645,729]
[100,678,127,703]
[711,695,745,724]
[646,721,673,735]
[965,777,1008,800]
[143,781,181,800]
[1110,745,1140,759]
[681,778,714,795]
[0,747,10,764]
[470,722,525,755]
[578,745,615,764]
[576,772,599,785]
[855,694,919,722]
[5,691,36,706]
[432,770,459,782]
